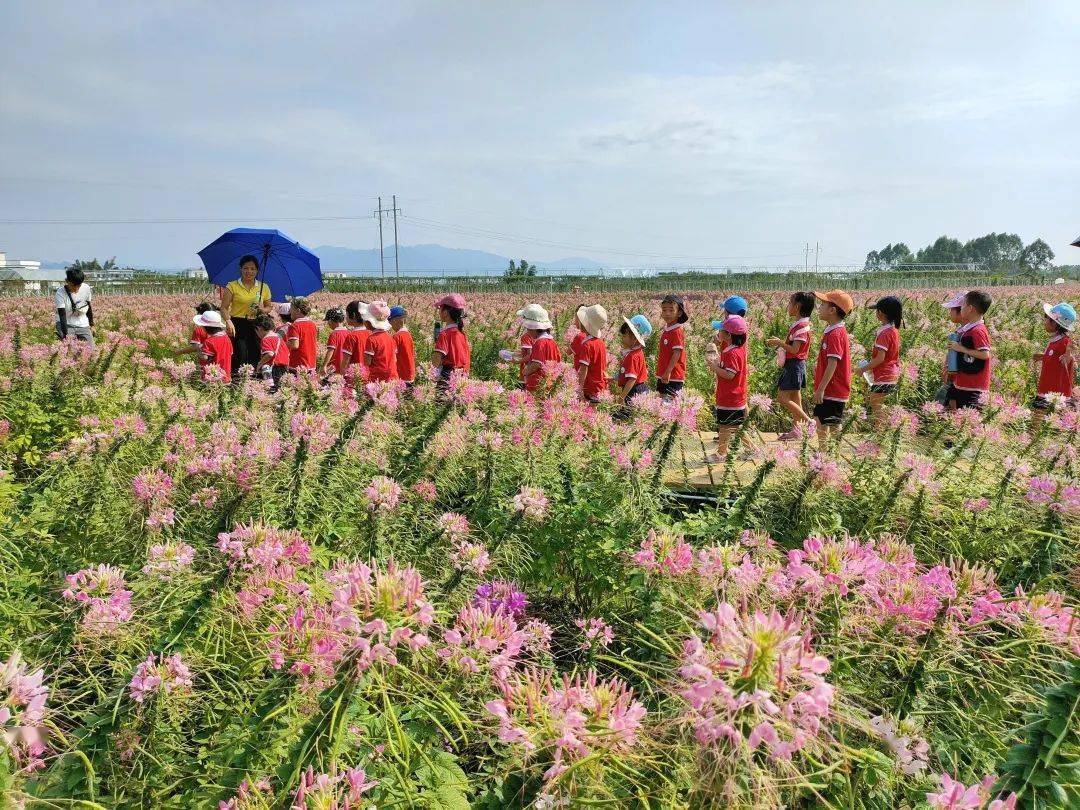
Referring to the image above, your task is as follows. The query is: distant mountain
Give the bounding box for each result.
[313,243,605,274]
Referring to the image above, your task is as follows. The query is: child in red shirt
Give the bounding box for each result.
[195,310,232,382]
[390,305,416,385]
[519,304,561,393]
[363,301,398,383]
[811,289,853,448]
[705,315,748,461]
[1031,301,1077,428]
[340,300,369,378]
[574,304,608,402]
[860,295,903,429]
[614,315,652,419]
[255,313,289,389]
[766,291,814,438]
[175,301,217,369]
[285,297,318,372]
[433,294,470,387]
[320,308,351,378]
[947,290,992,412]
[569,306,589,366]
[657,294,688,398]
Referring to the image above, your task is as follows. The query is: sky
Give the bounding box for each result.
[2,1,1079,269]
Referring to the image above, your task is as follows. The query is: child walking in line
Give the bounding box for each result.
[705,315,748,462]
[390,306,416,386]
[433,294,470,390]
[175,302,218,368]
[255,313,289,390]
[364,301,399,383]
[811,289,853,449]
[520,304,561,393]
[285,297,318,373]
[569,305,590,366]
[508,304,545,388]
[320,308,351,378]
[575,304,608,403]
[657,294,688,398]
[935,292,966,405]
[1031,301,1077,429]
[946,290,993,412]
[860,296,903,429]
[766,291,814,438]
[722,295,748,318]
[614,315,652,419]
[341,300,369,378]
[195,310,232,382]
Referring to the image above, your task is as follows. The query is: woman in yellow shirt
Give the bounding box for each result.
[219,254,272,373]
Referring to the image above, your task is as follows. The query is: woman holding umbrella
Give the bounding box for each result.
[220,254,273,373]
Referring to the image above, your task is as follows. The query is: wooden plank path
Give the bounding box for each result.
[664,429,783,491]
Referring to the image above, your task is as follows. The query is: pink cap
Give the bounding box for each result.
[942,292,966,309]
[435,293,466,310]
[721,315,747,335]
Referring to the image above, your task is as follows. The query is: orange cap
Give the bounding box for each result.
[814,289,854,315]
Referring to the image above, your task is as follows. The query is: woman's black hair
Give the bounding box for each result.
[194,301,218,315]
[254,314,275,331]
[791,291,815,317]
[873,296,904,328]
[443,305,466,333]
[239,254,259,270]
[66,267,86,285]
[730,332,746,347]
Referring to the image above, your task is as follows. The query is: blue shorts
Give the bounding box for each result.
[777,358,806,391]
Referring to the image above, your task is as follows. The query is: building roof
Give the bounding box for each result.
[0,267,68,282]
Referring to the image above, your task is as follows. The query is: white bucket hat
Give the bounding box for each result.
[517,303,552,331]
[366,300,392,331]
[576,304,608,338]
[194,310,225,329]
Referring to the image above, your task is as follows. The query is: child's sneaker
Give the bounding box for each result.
[777,430,800,441]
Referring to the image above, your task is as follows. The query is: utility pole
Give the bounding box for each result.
[376,197,385,281]
[392,195,400,281]
[815,242,820,271]
[804,242,810,271]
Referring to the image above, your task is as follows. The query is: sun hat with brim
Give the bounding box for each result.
[366,301,393,331]
[661,294,689,324]
[1043,302,1077,331]
[624,314,653,347]
[436,293,467,310]
[941,292,967,309]
[517,303,552,330]
[389,305,406,319]
[194,310,225,329]
[577,304,609,337]
[814,289,854,315]
[275,302,292,317]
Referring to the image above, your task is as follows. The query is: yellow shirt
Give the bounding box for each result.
[225,279,271,319]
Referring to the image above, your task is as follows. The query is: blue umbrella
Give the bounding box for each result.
[197,227,322,302]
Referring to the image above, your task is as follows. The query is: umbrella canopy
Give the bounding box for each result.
[1072,235,1080,248]
[198,228,322,302]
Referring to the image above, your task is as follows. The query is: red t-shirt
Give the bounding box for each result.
[260,332,290,366]
[871,324,901,384]
[191,325,209,367]
[286,318,318,370]
[577,336,608,400]
[657,324,686,381]
[325,327,351,374]
[524,334,561,391]
[347,328,369,370]
[570,332,588,364]
[813,323,851,402]
[1037,334,1074,397]
[365,330,398,382]
[518,332,535,381]
[434,324,470,372]
[618,346,648,390]
[785,318,812,361]
[201,332,233,379]
[953,321,992,392]
[714,343,748,409]
[394,328,416,382]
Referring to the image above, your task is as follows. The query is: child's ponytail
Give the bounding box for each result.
[445,306,466,333]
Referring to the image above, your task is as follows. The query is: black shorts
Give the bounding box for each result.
[813,399,846,425]
[869,383,896,395]
[777,358,806,392]
[714,407,746,426]
[656,379,684,397]
[947,385,985,411]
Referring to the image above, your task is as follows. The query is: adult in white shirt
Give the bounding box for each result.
[55,267,95,349]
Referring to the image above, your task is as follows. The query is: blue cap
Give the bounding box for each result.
[624,314,653,345]
[389,305,406,319]
[1043,302,1076,331]
[723,295,748,316]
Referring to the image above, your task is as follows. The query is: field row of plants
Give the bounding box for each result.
[0,286,1077,808]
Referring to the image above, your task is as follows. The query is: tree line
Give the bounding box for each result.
[865,233,1055,272]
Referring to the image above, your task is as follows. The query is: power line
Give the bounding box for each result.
[0,215,376,225]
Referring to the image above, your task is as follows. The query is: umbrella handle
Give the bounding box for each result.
[258,243,270,308]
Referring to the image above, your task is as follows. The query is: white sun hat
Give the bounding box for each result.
[576,304,609,338]
[194,310,225,329]
[517,303,553,331]
[366,300,393,331]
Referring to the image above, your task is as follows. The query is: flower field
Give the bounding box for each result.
[0,285,1078,808]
